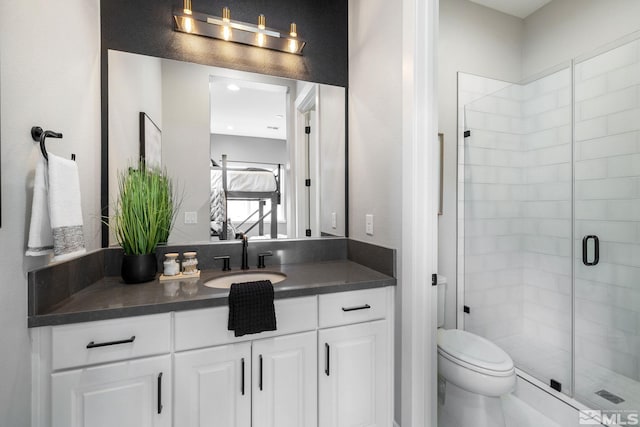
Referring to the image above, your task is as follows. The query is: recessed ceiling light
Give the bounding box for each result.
[267,126,279,130]
[227,84,240,91]
[227,125,234,130]
[275,114,284,119]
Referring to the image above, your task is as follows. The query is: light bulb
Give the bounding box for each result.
[257,32,266,47]
[258,14,266,30]
[220,7,232,41]
[222,25,232,40]
[288,39,298,53]
[183,0,192,15]
[288,23,298,52]
[184,16,194,33]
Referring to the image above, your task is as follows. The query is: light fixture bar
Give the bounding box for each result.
[206,16,280,37]
[173,9,306,55]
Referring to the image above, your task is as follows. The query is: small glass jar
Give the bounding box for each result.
[163,253,180,276]
[182,252,199,275]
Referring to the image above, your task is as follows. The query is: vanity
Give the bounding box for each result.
[29,239,396,427]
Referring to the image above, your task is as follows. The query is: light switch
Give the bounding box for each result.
[365,214,374,235]
[184,211,198,224]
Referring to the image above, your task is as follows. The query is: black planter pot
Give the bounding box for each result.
[121,253,157,284]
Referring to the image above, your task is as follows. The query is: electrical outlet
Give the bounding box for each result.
[365,214,374,235]
[331,212,337,229]
[184,211,198,224]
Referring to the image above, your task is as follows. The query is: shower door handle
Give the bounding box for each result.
[582,235,599,266]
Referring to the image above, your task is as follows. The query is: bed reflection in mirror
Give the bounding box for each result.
[107,49,346,244]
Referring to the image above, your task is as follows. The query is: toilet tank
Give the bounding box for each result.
[437,275,447,328]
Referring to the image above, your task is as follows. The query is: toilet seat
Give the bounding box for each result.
[437,329,514,376]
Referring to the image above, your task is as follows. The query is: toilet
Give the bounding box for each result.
[437,276,516,427]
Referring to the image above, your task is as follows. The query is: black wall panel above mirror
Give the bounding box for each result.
[100,0,348,87]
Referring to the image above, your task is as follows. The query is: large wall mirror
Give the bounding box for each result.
[107,49,346,244]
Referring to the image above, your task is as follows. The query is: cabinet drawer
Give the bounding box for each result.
[51,313,171,371]
[174,296,318,351]
[318,288,388,328]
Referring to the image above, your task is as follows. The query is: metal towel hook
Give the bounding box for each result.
[30,126,75,161]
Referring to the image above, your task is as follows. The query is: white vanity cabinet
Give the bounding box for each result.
[317,288,392,427]
[32,313,173,427]
[32,288,394,427]
[318,321,389,427]
[174,342,251,427]
[173,331,316,427]
[252,331,317,427]
[173,297,318,427]
[51,355,171,427]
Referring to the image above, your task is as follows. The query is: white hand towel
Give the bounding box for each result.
[47,153,86,261]
[26,158,54,256]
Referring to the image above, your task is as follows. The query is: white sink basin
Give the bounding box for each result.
[203,271,287,289]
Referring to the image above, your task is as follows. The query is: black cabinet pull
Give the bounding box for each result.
[259,354,263,391]
[582,235,600,266]
[157,372,163,414]
[241,358,245,395]
[86,335,135,349]
[341,304,371,312]
[325,343,330,376]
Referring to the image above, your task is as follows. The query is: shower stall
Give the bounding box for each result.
[458,34,640,420]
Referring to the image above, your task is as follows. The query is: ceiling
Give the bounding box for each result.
[468,0,552,19]
[210,78,287,140]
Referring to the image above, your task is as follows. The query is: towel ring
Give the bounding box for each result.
[30,126,75,161]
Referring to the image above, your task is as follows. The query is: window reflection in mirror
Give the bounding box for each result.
[107,49,345,244]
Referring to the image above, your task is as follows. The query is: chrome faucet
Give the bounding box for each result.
[241,234,249,270]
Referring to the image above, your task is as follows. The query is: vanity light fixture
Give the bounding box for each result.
[256,14,266,47]
[221,6,232,41]
[173,4,306,55]
[182,0,194,33]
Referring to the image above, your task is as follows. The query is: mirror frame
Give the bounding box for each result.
[100,50,349,247]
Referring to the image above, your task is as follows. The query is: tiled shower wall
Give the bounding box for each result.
[574,38,640,384]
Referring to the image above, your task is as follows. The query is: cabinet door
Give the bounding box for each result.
[51,355,171,427]
[318,320,389,427]
[174,342,251,427]
[252,331,317,427]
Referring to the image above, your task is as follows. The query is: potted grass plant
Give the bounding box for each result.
[112,161,179,284]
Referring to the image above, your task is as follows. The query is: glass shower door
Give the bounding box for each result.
[462,66,573,395]
[574,37,640,417]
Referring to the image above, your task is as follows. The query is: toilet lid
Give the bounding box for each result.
[438,329,513,373]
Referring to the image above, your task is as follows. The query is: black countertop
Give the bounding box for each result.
[29,260,396,327]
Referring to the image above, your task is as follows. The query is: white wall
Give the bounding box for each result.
[349,0,402,248]
[161,59,212,244]
[318,84,346,237]
[108,50,163,244]
[523,0,640,78]
[439,0,524,329]
[210,134,287,165]
[348,0,402,422]
[0,0,101,424]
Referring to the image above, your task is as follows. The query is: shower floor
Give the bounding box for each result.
[494,334,640,417]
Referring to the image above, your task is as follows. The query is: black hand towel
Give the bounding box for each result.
[228,280,277,337]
